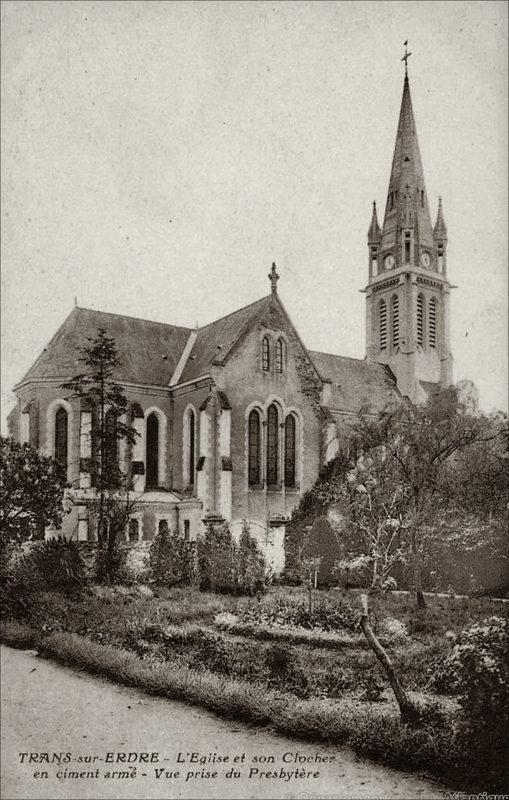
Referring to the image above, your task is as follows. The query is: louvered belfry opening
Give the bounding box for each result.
[392,295,399,348]
[379,299,387,350]
[429,297,437,348]
[417,294,424,346]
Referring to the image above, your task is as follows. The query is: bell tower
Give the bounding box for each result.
[365,50,454,402]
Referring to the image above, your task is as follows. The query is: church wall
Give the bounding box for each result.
[214,312,322,548]
[171,383,210,495]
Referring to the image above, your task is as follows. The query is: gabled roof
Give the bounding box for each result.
[18,306,193,387]
[179,295,273,383]
[309,351,399,414]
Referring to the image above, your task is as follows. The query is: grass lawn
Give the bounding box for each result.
[1,583,508,792]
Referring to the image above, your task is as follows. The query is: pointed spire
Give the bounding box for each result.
[434,196,448,240]
[368,201,381,242]
[379,70,435,258]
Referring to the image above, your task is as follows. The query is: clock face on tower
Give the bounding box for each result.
[420,251,431,268]
[384,254,395,270]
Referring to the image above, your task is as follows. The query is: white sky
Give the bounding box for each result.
[1,0,507,431]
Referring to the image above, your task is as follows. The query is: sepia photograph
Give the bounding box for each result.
[1,1,508,799]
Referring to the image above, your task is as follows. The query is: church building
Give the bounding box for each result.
[8,68,453,573]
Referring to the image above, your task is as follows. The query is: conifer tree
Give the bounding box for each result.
[61,328,138,581]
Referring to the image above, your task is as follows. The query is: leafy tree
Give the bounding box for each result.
[149,521,195,587]
[0,436,67,546]
[61,329,139,581]
[197,521,238,593]
[352,387,506,607]
[196,521,268,594]
[335,449,407,591]
[300,516,342,586]
[237,521,267,595]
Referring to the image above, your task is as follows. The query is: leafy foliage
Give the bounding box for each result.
[0,436,67,544]
[197,521,238,593]
[60,328,138,490]
[21,537,87,593]
[60,329,140,581]
[352,387,506,605]
[149,523,195,587]
[335,450,407,590]
[236,521,267,595]
[238,594,357,632]
[430,615,509,792]
[197,521,268,595]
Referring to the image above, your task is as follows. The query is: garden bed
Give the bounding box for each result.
[1,587,507,793]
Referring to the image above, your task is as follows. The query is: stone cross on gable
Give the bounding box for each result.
[268,262,280,294]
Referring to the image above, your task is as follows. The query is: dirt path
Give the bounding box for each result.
[1,645,445,800]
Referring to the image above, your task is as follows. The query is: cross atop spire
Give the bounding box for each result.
[401,40,412,78]
[268,262,280,294]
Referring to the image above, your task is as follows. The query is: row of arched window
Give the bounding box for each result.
[247,404,298,488]
[262,336,286,373]
[49,403,165,487]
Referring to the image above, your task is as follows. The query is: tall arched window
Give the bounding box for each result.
[262,337,270,371]
[284,414,297,488]
[145,412,159,488]
[429,297,437,348]
[379,299,387,350]
[417,294,425,346]
[276,339,284,373]
[391,295,399,348]
[266,404,279,486]
[104,408,118,481]
[188,409,195,486]
[54,406,68,473]
[248,409,261,486]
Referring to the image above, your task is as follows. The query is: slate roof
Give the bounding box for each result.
[179,295,273,383]
[420,380,441,397]
[309,351,399,414]
[19,302,400,417]
[19,307,193,386]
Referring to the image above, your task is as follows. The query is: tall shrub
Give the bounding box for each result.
[149,524,195,587]
[237,521,267,595]
[197,522,238,593]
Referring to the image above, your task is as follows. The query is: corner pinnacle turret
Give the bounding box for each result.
[367,201,381,243]
[434,196,447,241]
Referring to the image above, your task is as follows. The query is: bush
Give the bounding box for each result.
[197,522,238,593]
[197,521,268,595]
[429,615,509,792]
[149,524,195,587]
[238,594,357,632]
[18,537,86,593]
[237,522,267,595]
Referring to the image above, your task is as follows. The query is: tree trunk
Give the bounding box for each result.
[359,593,419,723]
[411,529,426,608]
